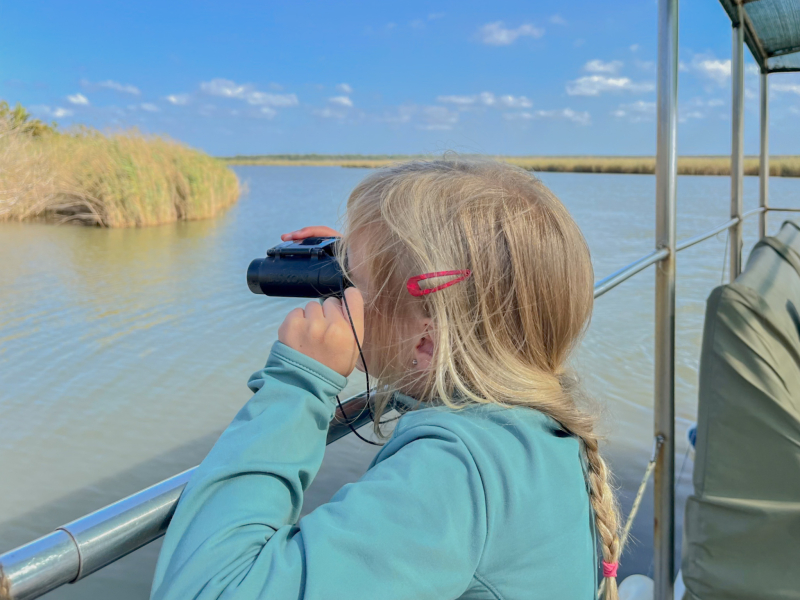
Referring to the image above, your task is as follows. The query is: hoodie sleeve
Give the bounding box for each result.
[150,341,487,600]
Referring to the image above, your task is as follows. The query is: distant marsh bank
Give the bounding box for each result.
[222,154,800,178]
[0,102,240,228]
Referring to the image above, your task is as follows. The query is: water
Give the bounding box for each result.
[0,167,796,598]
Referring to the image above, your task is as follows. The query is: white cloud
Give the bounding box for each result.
[630,44,640,52]
[688,56,757,85]
[533,108,591,125]
[336,83,353,94]
[437,94,478,105]
[688,97,724,108]
[377,106,414,124]
[419,105,459,130]
[329,95,353,107]
[477,21,544,46]
[140,103,160,112]
[505,108,590,125]
[200,79,247,98]
[246,91,298,106]
[31,105,73,118]
[499,94,532,108]
[503,111,533,120]
[566,75,654,96]
[437,92,531,108]
[692,57,730,84]
[772,83,800,96]
[66,93,89,105]
[260,107,277,118]
[549,15,567,25]
[313,107,346,119]
[165,94,189,105]
[379,105,458,129]
[428,12,445,20]
[680,110,705,122]
[584,59,623,74]
[612,100,656,122]
[200,78,298,107]
[81,79,140,95]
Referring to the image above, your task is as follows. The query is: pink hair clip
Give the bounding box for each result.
[406,269,472,297]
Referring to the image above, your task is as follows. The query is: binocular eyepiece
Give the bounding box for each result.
[247,237,351,298]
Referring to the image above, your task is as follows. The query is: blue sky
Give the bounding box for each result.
[2,0,799,156]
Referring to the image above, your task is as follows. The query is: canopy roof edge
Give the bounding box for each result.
[718,0,800,73]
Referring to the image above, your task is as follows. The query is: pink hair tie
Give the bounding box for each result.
[602,561,619,578]
[406,270,471,297]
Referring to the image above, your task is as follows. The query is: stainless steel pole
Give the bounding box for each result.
[730,5,745,280]
[654,0,678,597]
[759,70,769,239]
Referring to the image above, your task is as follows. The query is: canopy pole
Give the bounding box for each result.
[759,70,769,239]
[730,4,745,281]
[654,0,678,597]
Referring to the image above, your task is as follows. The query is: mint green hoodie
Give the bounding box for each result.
[151,342,597,600]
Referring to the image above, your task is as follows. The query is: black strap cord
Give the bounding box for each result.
[337,290,383,446]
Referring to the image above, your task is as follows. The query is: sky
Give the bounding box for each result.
[2,0,799,157]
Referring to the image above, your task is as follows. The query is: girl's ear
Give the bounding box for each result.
[412,318,434,370]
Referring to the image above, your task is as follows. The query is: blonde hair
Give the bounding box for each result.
[339,157,621,598]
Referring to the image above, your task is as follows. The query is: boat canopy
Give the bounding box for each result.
[718,0,800,72]
[682,220,800,599]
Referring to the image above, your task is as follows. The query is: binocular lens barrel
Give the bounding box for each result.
[247,254,347,298]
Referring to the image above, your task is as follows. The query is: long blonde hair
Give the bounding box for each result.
[339,157,621,598]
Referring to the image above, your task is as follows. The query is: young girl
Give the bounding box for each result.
[151,158,621,600]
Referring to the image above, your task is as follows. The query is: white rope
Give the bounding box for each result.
[598,435,665,599]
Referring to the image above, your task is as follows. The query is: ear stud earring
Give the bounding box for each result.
[412,359,418,366]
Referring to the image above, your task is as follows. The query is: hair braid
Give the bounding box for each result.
[582,433,621,600]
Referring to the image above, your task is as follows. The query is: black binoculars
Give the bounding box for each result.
[247,237,351,298]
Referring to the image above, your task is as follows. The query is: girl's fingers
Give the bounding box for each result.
[321,296,346,322]
[277,290,362,377]
[277,307,305,339]
[280,226,342,242]
[303,301,324,320]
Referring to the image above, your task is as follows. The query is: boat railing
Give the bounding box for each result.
[1,205,796,600]
[0,394,375,600]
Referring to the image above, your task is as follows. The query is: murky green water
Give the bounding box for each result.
[1,166,796,597]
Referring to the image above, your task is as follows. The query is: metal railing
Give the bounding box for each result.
[2,205,796,600]
[0,393,375,600]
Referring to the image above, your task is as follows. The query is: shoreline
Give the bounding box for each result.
[220,154,800,177]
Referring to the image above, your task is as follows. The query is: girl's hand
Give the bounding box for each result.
[278,287,364,377]
[280,226,342,242]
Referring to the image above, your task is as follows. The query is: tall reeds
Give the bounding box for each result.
[222,154,800,177]
[503,155,800,177]
[0,109,239,227]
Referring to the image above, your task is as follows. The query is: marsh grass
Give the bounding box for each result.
[223,154,800,177]
[1,123,240,227]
